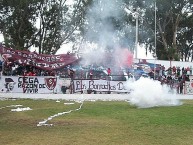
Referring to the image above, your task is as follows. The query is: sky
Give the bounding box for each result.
[0,33,154,59]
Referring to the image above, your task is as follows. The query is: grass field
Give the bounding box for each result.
[0,98,193,145]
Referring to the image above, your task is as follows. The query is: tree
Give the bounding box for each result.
[177,9,193,61]
[0,0,38,50]
[36,0,86,54]
[136,0,193,61]
[0,0,86,54]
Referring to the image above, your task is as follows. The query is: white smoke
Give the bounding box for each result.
[127,78,182,108]
[80,0,134,67]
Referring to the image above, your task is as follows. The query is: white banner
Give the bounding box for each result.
[73,80,129,92]
[184,81,193,94]
[0,76,64,94]
[5,76,192,94]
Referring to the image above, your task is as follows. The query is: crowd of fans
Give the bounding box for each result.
[0,59,192,94]
[0,60,109,79]
[152,65,191,94]
[1,60,66,77]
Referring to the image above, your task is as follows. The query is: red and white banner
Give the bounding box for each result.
[0,46,79,70]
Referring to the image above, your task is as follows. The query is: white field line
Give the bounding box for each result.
[0,104,32,112]
[0,105,23,110]
[37,101,84,127]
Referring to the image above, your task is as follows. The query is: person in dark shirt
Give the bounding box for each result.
[178,75,185,94]
[68,67,74,80]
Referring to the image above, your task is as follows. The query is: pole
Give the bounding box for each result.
[154,1,157,80]
[80,69,82,93]
[135,13,139,59]
[134,11,139,81]
[124,7,139,81]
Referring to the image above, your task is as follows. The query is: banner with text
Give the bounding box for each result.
[0,46,79,70]
[73,80,129,92]
[0,76,65,94]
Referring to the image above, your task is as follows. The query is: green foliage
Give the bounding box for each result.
[136,0,193,61]
[0,0,86,54]
[0,0,38,50]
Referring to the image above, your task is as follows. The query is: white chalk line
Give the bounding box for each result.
[37,101,84,127]
[0,105,32,112]
[0,105,23,110]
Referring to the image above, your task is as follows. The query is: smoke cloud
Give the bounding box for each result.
[126,78,182,108]
[80,0,134,68]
